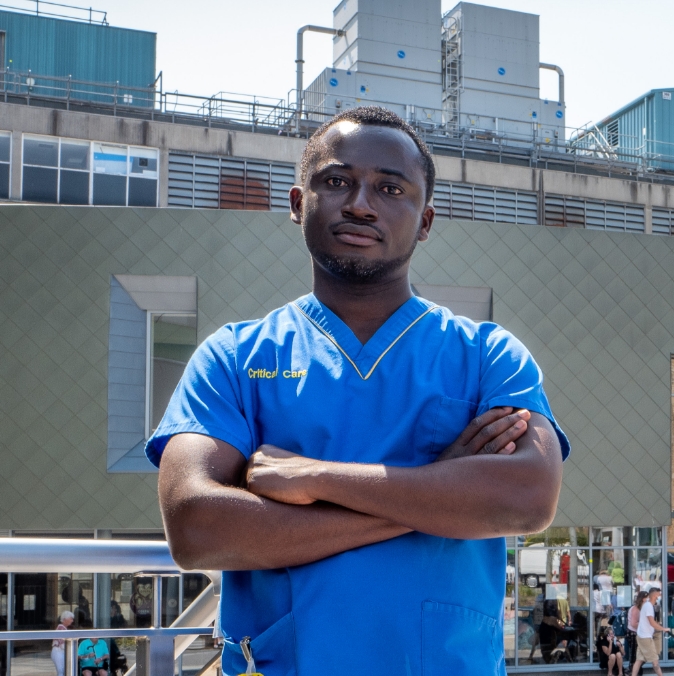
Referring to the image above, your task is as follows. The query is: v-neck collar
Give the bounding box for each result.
[293,293,436,380]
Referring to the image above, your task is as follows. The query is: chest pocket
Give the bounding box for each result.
[426,396,477,460]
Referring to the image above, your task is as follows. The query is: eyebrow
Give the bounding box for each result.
[376,167,411,182]
[314,162,411,182]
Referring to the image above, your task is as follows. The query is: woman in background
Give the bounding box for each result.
[627,592,648,676]
[50,610,74,676]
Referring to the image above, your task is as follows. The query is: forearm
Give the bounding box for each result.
[164,480,409,570]
[308,450,559,538]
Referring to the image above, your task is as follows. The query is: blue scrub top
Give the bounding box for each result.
[147,293,569,676]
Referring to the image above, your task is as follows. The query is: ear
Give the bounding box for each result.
[417,205,435,242]
[289,186,303,225]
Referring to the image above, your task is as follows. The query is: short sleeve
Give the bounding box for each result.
[144,327,254,467]
[477,323,570,460]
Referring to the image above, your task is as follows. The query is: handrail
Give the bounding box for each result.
[0,627,214,640]
[0,538,180,573]
[0,0,108,24]
[0,538,222,676]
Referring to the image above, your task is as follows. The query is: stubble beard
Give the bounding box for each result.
[304,221,422,285]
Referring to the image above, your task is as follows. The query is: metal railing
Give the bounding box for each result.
[3,66,674,180]
[0,0,108,24]
[0,538,221,676]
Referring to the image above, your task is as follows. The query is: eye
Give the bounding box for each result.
[382,185,403,195]
[326,176,347,187]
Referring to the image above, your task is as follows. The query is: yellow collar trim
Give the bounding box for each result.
[293,303,435,381]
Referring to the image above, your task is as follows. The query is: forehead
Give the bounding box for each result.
[311,122,425,178]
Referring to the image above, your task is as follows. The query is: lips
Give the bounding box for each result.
[333,223,381,247]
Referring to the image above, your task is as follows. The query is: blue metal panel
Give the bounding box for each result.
[0,10,156,103]
[595,89,674,171]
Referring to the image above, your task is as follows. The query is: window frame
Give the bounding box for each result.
[0,130,12,200]
[144,310,197,439]
[21,133,159,207]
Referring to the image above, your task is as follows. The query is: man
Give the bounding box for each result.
[77,637,109,676]
[147,106,569,675]
[632,587,670,676]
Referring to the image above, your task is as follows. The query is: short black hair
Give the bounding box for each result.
[299,106,435,203]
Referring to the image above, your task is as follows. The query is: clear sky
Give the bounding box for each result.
[78,0,674,130]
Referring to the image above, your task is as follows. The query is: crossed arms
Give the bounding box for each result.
[158,408,562,571]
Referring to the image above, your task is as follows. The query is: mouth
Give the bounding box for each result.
[332,222,382,247]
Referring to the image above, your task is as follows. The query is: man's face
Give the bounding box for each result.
[291,122,434,284]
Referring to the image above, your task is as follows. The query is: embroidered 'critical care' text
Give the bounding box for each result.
[247,368,307,379]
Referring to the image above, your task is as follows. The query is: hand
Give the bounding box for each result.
[435,407,530,461]
[246,445,321,505]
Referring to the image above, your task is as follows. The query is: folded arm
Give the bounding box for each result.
[247,411,563,539]
[158,433,410,571]
[158,407,532,570]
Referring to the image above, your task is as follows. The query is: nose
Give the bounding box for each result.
[342,183,378,222]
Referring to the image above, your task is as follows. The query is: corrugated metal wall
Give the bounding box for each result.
[597,90,674,171]
[0,10,156,89]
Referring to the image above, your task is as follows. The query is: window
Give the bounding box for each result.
[108,275,197,473]
[545,194,645,232]
[606,119,620,148]
[0,131,11,199]
[146,312,197,436]
[168,152,295,211]
[433,182,538,225]
[22,135,158,206]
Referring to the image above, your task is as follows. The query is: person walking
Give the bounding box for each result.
[50,611,74,676]
[627,591,648,676]
[631,588,670,676]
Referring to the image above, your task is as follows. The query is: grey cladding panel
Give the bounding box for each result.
[413,284,492,321]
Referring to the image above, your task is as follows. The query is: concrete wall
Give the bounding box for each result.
[3,102,674,220]
[1,206,673,531]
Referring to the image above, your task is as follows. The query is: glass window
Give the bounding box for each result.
[0,132,10,163]
[128,177,157,207]
[521,527,590,548]
[130,147,158,177]
[518,547,590,665]
[60,141,89,171]
[23,137,58,167]
[592,527,636,547]
[150,313,197,431]
[22,166,57,202]
[93,143,128,175]
[59,170,89,205]
[0,163,8,200]
[93,174,126,206]
[504,545,515,666]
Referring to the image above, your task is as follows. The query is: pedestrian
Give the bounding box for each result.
[631,588,670,676]
[78,637,109,676]
[627,592,648,676]
[50,611,74,676]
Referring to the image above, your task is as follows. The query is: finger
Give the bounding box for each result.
[455,407,513,446]
[475,420,528,455]
[466,409,530,454]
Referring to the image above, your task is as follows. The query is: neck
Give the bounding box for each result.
[311,262,414,344]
